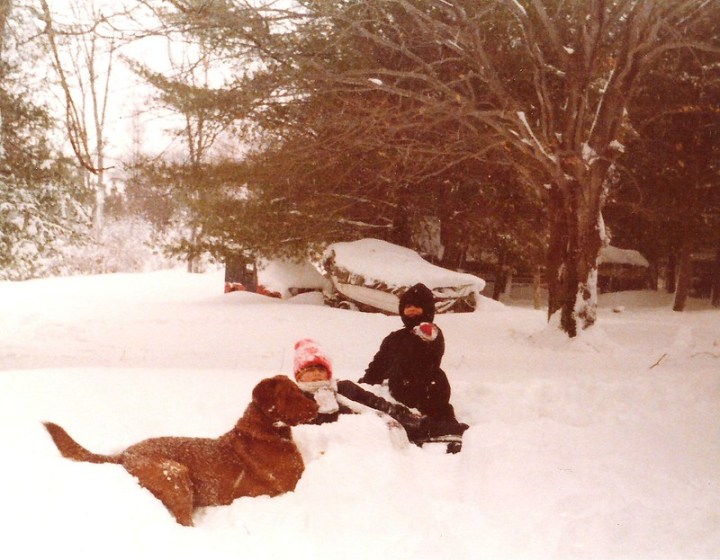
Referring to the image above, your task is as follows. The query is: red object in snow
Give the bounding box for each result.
[256,285,282,299]
[224,282,246,294]
[224,281,281,299]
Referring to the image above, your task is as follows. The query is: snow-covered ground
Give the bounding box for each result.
[1,269,719,559]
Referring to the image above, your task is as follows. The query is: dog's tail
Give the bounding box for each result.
[43,422,121,464]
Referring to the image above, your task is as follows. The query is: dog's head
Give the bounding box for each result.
[252,375,319,426]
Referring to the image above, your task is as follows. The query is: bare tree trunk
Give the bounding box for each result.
[90,43,111,237]
[711,245,720,308]
[388,207,412,248]
[648,264,658,291]
[503,270,513,300]
[547,184,603,337]
[666,253,677,293]
[186,223,203,273]
[533,267,543,310]
[491,249,507,301]
[439,213,466,270]
[673,241,693,312]
[93,166,105,238]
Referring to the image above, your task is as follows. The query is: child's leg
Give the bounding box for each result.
[337,380,399,415]
[419,400,459,422]
[336,380,425,439]
[415,409,469,454]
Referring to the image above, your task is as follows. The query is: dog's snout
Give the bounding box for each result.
[302,394,320,419]
[290,388,319,425]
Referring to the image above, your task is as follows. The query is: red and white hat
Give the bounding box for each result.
[293,338,333,380]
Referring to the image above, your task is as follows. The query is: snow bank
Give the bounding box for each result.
[1,269,719,560]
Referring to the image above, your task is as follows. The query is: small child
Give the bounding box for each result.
[359,283,468,452]
[292,338,462,451]
[293,338,416,427]
[293,338,349,424]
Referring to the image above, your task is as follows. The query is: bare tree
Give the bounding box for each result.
[38,0,116,237]
[103,0,719,325]
[0,0,11,55]
[0,0,13,160]
[128,35,237,272]
[287,0,720,336]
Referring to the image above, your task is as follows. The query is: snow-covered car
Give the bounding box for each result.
[321,239,486,313]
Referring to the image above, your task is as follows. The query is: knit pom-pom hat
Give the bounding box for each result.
[293,338,333,380]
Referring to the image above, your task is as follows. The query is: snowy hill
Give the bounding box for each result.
[1,269,718,559]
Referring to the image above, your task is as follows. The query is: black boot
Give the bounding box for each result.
[421,417,469,438]
[446,441,462,454]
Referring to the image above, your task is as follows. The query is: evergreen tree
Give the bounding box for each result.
[131,1,719,331]
[608,39,720,310]
[131,0,546,271]
[0,1,92,280]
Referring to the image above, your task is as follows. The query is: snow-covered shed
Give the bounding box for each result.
[598,245,651,293]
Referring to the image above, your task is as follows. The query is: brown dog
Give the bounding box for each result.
[44,375,318,526]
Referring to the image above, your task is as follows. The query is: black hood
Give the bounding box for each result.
[398,283,436,328]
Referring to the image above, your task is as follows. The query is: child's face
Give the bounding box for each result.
[403,304,424,318]
[297,365,330,383]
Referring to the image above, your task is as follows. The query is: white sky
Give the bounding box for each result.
[38,1,198,167]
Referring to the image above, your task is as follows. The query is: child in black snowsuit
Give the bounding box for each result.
[357,283,468,451]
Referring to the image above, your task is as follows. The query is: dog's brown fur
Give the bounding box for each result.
[44,375,318,526]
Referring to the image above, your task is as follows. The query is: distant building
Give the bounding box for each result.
[597,246,650,293]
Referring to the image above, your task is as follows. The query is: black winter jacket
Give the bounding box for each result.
[358,283,455,420]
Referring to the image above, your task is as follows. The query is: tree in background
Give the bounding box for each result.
[291,0,719,336]
[125,5,259,270]
[0,0,92,280]
[142,1,719,335]
[608,37,720,311]
[132,0,548,278]
[39,0,117,238]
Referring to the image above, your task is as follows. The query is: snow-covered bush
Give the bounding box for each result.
[61,217,180,275]
[0,179,92,281]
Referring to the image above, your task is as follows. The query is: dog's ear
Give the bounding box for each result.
[252,375,318,425]
[252,375,296,414]
[252,375,283,407]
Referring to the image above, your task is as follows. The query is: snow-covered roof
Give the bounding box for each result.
[598,245,649,267]
[324,239,486,291]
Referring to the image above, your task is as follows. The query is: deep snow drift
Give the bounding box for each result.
[1,269,718,559]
